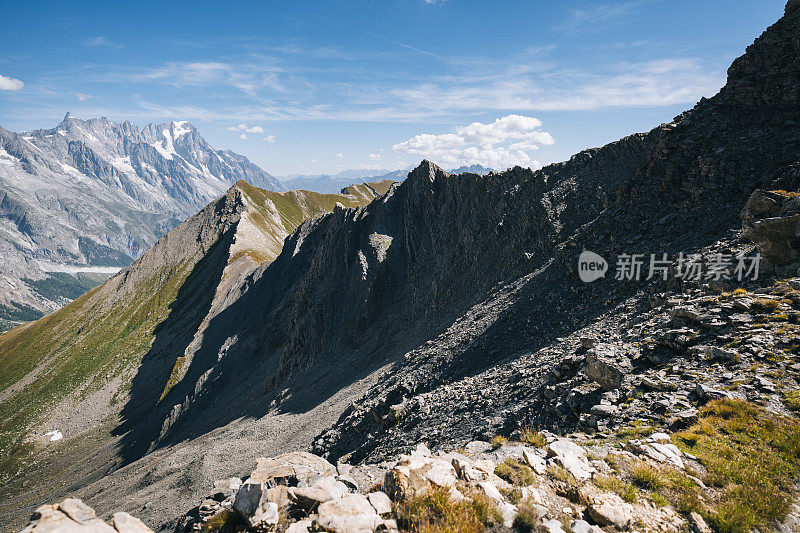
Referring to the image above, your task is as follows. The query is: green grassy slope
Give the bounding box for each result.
[0,179,380,490]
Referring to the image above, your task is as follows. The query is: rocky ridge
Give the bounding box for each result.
[0,181,383,528]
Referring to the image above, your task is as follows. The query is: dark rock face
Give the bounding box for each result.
[741,189,800,265]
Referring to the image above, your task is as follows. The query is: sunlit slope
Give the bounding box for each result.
[0,180,377,489]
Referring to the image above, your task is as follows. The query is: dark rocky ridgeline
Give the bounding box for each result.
[7,1,800,532]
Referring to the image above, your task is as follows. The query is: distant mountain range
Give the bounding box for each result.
[280,164,493,193]
[0,114,283,327]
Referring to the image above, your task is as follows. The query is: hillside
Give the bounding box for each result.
[0,115,283,328]
[0,180,383,528]
[5,1,800,532]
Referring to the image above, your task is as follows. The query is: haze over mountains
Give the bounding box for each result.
[279,164,493,194]
[0,114,283,327]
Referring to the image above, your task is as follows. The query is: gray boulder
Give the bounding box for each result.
[584,345,632,391]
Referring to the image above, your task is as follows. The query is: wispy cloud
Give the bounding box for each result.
[390,58,722,113]
[84,36,122,50]
[119,60,293,96]
[76,93,97,101]
[561,0,656,30]
[0,74,24,91]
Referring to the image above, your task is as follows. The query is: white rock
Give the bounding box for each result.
[424,459,458,488]
[58,499,97,524]
[286,519,313,533]
[448,487,467,503]
[465,441,492,454]
[547,440,595,482]
[476,481,504,505]
[571,519,604,533]
[586,492,633,530]
[111,512,155,533]
[522,448,547,475]
[498,501,518,528]
[317,494,382,533]
[540,518,567,533]
[291,476,349,510]
[367,491,392,515]
[649,432,671,443]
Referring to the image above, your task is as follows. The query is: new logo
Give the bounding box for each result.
[578,250,608,283]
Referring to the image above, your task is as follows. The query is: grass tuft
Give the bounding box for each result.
[396,486,502,533]
[494,458,536,487]
[783,390,800,412]
[519,427,546,448]
[674,399,800,532]
[489,435,507,450]
[593,474,638,503]
[630,461,666,493]
[513,499,542,532]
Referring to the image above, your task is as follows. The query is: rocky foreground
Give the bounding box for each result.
[21,399,800,533]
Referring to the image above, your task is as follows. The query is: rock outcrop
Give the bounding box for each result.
[20,499,153,533]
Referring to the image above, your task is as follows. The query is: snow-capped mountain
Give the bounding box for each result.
[0,113,282,327]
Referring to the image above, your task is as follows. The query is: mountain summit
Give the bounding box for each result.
[0,116,282,326]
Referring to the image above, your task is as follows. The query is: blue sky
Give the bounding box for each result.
[0,0,787,176]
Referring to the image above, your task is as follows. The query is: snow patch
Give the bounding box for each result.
[151,129,176,160]
[172,121,191,138]
[59,162,85,178]
[0,147,16,166]
[43,430,63,442]
[110,156,135,175]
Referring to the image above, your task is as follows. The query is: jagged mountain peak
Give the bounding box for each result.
[408,159,447,184]
[0,113,284,326]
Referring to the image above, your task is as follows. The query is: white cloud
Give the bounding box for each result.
[392,115,554,169]
[0,74,24,91]
[76,93,97,101]
[335,152,344,158]
[263,135,277,143]
[228,123,266,133]
[239,133,247,140]
[132,60,285,95]
[84,36,121,49]
[368,153,381,160]
[391,58,721,113]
